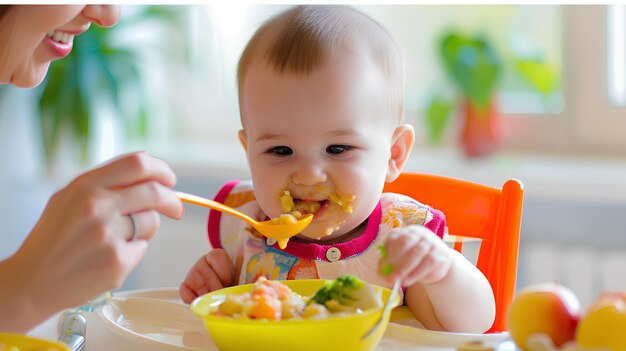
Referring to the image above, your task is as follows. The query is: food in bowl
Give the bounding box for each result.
[214,275,382,321]
[0,334,69,351]
[0,346,56,351]
[191,276,398,351]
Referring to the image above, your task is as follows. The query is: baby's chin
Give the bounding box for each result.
[296,218,350,241]
[297,229,341,242]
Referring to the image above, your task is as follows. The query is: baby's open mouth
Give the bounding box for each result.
[294,199,329,217]
[280,190,354,217]
[279,190,355,238]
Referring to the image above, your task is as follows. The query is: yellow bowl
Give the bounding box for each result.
[190,279,400,351]
[0,333,70,351]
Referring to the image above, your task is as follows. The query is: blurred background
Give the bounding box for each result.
[1,4,625,309]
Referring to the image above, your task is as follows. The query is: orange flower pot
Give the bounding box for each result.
[460,99,503,157]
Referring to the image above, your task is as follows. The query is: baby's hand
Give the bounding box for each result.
[179,249,234,304]
[380,225,453,287]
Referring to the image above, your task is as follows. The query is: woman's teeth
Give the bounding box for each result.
[46,31,74,44]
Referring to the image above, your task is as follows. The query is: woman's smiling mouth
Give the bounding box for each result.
[43,30,76,59]
[46,30,75,44]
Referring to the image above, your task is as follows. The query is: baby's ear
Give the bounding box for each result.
[238,130,248,151]
[386,124,415,182]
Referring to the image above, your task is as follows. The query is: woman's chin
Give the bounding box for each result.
[12,64,50,88]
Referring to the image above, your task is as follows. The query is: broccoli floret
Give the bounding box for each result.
[310,275,382,311]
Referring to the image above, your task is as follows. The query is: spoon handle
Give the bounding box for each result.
[176,191,256,224]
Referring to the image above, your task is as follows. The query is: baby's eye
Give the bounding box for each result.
[267,146,293,156]
[326,145,352,155]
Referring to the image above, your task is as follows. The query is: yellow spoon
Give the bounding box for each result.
[176,191,313,249]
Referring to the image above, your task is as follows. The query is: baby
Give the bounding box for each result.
[180,5,495,333]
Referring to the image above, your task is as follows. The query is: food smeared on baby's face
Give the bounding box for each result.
[279,189,355,238]
[328,191,354,213]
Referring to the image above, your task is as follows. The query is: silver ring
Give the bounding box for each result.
[128,213,138,241]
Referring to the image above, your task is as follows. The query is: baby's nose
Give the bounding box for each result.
[292,161,327,186]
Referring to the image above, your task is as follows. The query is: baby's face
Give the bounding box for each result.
[240,49,398,241]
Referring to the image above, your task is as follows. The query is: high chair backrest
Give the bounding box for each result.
[383,172,524,333]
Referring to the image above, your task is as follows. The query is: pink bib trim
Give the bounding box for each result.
[207,179,240,249]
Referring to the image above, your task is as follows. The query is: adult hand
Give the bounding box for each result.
[0,152,184,333]
[179,249,234,304]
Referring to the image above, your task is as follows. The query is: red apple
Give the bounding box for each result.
[507,282,580,351]
[576,291,626,351]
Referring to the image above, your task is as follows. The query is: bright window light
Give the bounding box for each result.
[608,5,626,106]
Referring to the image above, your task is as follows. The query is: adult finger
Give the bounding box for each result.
[82,152,177,189]
[112,181,183,219]
[122,210,160,242]
[105,239,149,290]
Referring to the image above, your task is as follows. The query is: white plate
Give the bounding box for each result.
[384,307,510,349]
[94,288,217,351]
[88,288,505,351]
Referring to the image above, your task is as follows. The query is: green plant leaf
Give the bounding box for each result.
[424,94,453,145]
[36,6,190,169]
[515,57,558,96]
[440,32,500,111]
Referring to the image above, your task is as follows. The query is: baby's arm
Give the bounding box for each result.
[179,249,234,304]
[382,225,495,333]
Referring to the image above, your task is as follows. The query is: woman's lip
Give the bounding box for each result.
[43,36,73,59]
[55,26,90,36]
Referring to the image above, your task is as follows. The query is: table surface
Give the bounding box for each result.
[29,317,462,351]
[28,288,508,351]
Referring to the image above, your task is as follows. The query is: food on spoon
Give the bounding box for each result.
[280,191,296,212]
[279,189,355,239]
[213,275,381,321]
[269,211,304,249]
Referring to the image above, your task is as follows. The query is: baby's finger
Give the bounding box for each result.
[179,283,199,305]
[392,237,432,281]
[206,249,234,288]
[404,252,447,286]
[86,152,177,189]
[180,269,208,304]
[384,231,414,264]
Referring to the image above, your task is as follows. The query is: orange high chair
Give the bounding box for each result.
[383,172,524,333]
